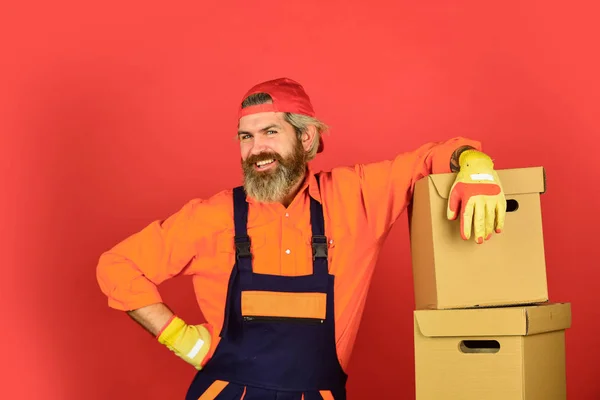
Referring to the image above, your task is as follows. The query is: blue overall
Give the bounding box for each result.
[185,176,348,399]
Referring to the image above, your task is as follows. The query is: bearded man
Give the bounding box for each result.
[96,77,506,399]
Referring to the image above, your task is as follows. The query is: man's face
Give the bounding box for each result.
[238,112,307,203]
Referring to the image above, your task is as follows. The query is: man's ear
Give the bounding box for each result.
[301,125,317,152]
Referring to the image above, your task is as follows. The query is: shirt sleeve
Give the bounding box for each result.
[96,198,204,311]
[355,136,482,241]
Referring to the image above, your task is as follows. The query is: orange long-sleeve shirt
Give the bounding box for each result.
[96,137,482,371]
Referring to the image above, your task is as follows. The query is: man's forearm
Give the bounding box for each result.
[450,145,476,172]
[127,302,175,337]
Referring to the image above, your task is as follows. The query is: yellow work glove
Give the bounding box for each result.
[447,149,506,244]
[157,316,212,370]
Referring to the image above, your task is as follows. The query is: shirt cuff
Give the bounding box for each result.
[106,289,163,311]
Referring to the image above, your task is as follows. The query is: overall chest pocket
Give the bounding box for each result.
[241,291,327,325]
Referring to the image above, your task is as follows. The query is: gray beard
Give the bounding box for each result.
[241,141,307,203]
[243,165,305,203]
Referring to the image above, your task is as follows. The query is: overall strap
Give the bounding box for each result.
[219,186,251,338]
[233,186,252,273]
[310,173,329,278]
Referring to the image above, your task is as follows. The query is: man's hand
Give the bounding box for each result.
[447,149,506,243]
[157,316,213,370]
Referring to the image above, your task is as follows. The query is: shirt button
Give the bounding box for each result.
[285,249,291,254]
[285,213,289,217]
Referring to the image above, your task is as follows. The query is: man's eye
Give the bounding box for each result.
[267,130,277,135]
[240,134,252,140]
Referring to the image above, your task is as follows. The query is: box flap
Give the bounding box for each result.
[525,302,572,335]
[429,166,546,200]
[415,303,571,337]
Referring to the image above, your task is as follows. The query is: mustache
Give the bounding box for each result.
[245,151,284,165]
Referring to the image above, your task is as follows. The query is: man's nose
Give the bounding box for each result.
[249,135,268,155]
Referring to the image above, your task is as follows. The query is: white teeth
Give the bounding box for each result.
[256,159,274,167]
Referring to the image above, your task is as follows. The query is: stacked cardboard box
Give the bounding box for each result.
[408,166,571,400]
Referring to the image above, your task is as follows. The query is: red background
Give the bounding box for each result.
[2,1,599,399]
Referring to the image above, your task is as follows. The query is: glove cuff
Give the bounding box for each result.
[157,315,186,345]
[459,149,493,168]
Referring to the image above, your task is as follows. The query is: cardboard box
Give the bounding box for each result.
[409,166,548,309]
[414,302,571,400]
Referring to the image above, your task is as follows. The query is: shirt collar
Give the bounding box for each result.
[305,164,323,204]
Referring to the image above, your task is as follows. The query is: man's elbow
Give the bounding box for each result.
[96,251,133,309]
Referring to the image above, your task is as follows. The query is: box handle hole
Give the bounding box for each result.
[506,199,519,212]
[459,340,500,354]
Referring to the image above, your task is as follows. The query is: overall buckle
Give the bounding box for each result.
[235,235,252,260]
[312,235,328,260]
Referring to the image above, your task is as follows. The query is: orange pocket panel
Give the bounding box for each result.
[198,380,229,400]
[241,291,327,320]
[319,391,334,400]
